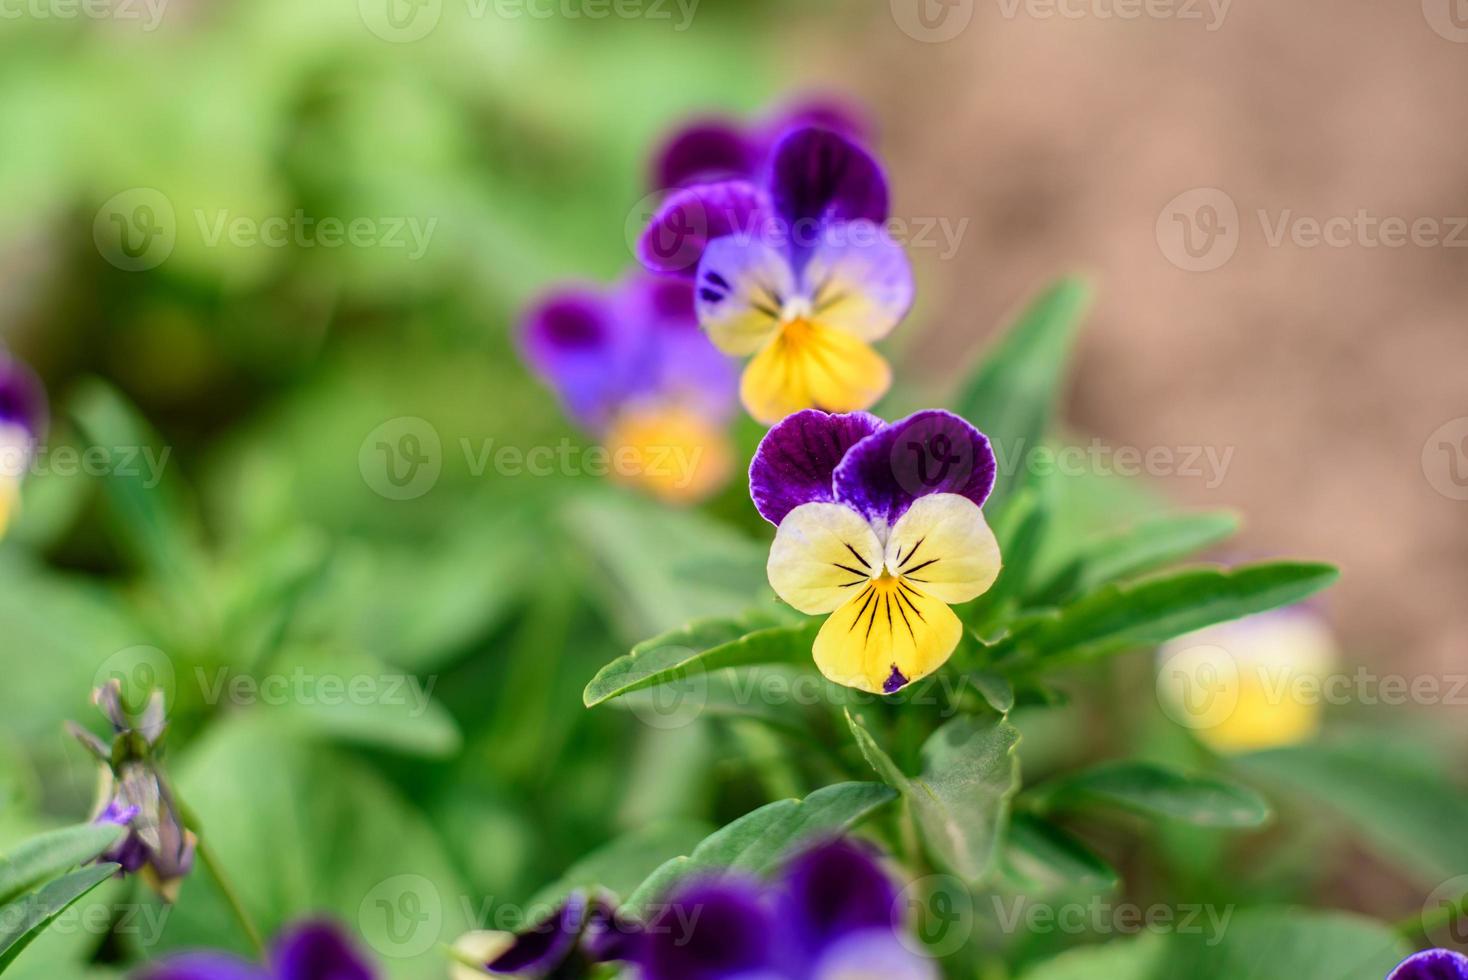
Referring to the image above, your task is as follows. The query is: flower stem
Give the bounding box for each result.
[197,839,266,958]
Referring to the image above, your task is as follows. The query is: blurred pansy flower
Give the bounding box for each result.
[634,838,935,980]
[138,919,374,980]
[650,96,868,191]
[1388,949,1468,979]
[521,271,737,504]
[1156,606,1338,754]
[638,127,912,425]
[69,680,196,901]
[0,352,47,537]
[752,410,1000,694]
[485,891,634,978]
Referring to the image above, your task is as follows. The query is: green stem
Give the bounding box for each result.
[197,839,265,958]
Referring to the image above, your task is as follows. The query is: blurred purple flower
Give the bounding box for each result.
[137,920,375,980]
[1389,950,1468,980]
[0,351,47,537]
[70,681,196,901]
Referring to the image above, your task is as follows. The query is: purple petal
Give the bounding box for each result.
[519,288,636,431]
[833,411,997,529]
[651,118,762,191]
[749,410,884,525]
[137,953,270,980]
[778,840,900,957]
[582,899,643,964]
[0,352,47,442]
[271,922,375,980]
[487,893,588,976]
[764,96,871,146]
[1390,950,1468,980]
[767,128,888,235]
[618,275,737,423]
[638,181,772,278]
[810,928,938,980]
[636,879,777,980]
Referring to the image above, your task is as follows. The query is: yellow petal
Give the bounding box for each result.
[813,576,962,694]
[884,493,1001,605]
[739,319,891,425]
[767,502,881,615]
[604,406,734,505]
[697,237,792,356]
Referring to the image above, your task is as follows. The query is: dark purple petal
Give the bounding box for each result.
[767,128,888,233]
[0,352,47,442]
[637,181,771,278]
[519,288,635,431]
[637,880,777,980]
[749,410,884,525]
[810,928,937,980]
[137,952,270,980]
[487,893,589,976]
[651,118,762,191]
[833,411,997,529]
[1390,950,1468,980]
[582,899,643,964]
[271,921,375,980]
[778,840,899,958]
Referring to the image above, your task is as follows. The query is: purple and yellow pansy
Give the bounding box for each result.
[638,126,913,425]
[521,271,738,504]
[751,409,1002,694]
[0,352,47,537]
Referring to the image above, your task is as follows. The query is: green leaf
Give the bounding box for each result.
[583,612,815,707]
[847,711,1021,881]
[994,562,1338,668]
[1002,815,1117,893]
[620,782,897,918]
[0,863,119,973]
[1029,761,1270,828]
[524,820,713,922]
[1237,733,1468,882]
[952,276,1092,514]
[0,824,125,906]
[968,672,1017,714]
[1020,909,1407,980]
[1032,511,1240,607]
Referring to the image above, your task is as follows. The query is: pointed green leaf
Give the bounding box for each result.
[1029,761,1270,828]
[0,863,119,972]
[952,276,1092,514]
[1032,511,1240,606]
[620,782,897,918]
[0,824,124,906]
[847,711,1021,881]
[584,612,815,707]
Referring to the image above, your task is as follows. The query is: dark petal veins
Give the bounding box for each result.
[1390,950,1468,980]
[767,128,888,232]
[833,410,997,529]
[271,921,376,980]
[749,410,884,525]
[777,839,901,959]
[636,879,777,980]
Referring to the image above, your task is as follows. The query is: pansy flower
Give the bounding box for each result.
[0,352,47,537]
[521,271,738,503]
[484,891,635,978]
[634,838,936,980]
[138,919,375,980]
[751,410,1001,694]
[638,127,912,425]
[1388,949,1468,979]
[650,96,869,191]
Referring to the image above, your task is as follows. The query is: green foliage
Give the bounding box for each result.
[0,864,121,974]
[1027,761,1271,829]
[0,824,124,906]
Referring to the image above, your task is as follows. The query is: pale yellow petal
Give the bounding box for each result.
[883,493,1001,605]
[767,502,882,615]
[812,577,963,694]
